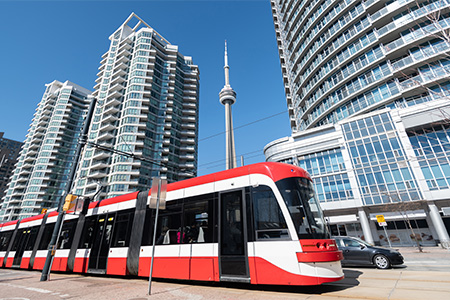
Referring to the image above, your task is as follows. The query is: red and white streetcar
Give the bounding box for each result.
[0,162,343,285]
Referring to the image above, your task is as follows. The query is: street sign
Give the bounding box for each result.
[376,214,387,227]
[148,178,167,209]
[72,196,91,215]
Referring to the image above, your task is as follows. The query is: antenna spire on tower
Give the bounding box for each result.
[224,40,230,87]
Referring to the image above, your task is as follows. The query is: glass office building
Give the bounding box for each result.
[268,0,450,247]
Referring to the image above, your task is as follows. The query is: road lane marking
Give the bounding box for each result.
[0,283,70,298]
[169,288,203,300]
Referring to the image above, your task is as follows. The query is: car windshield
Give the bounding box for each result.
[352,237,371,246]
[276,177,329,239]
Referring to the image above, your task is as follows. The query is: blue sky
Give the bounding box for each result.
[0,0,291,176]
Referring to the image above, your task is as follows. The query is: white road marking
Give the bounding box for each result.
[0,283,70,298]
[169,288,203,300]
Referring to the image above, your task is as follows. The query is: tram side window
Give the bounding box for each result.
[183,199,214,243]
[141,209,155,246]
[156,201,183,245]
[252,185,289,240]
[57,219,77,249]
[142,200,183,245]
[11,229,25,251]
[112,210,134,247]
[78,217,96,249]
[38,223,56,250]
[0,231,13,251]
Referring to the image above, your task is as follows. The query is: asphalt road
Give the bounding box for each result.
[0,246,449,300]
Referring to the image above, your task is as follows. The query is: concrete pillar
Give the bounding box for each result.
[427,202,450,248]
[358,208,374,245]
[369,219,381,245]
[424,209,439,246]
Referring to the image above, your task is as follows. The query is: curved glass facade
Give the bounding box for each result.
[271,0,450,132]
[269,0,450,247]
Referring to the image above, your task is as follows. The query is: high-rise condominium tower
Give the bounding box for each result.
[267,0,450,247]
[73,13,200,199]
[0,133,23,202]
[271,0,450,133]
[0,80,92,221]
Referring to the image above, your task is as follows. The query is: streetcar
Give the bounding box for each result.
[0,162,343,285]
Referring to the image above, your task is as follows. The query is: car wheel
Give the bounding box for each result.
[374,254,391,269]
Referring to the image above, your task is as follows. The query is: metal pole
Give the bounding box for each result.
[47,212,66,279]
[148,179,161,295]
[40,96,96,281]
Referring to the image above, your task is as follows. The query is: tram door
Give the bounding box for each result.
[12,227,37,267]
[219,190,250,282]
[87,213,115,273]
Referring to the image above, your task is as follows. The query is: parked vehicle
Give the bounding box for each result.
[333,236,404,269]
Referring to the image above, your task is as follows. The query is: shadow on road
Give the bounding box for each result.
[151,269,363,295]
[0,276,35,283]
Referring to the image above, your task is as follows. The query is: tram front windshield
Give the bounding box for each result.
[276,177,329,239]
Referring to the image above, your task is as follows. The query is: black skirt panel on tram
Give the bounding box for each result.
[67,214,86,272]
[29,213,49,269]
[127,190,148,276]
[219,189,250,282]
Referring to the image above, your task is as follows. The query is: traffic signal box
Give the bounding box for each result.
[63,194,91,214]
[63,194,78,212]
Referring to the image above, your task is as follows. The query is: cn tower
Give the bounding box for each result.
[219,41,237,170]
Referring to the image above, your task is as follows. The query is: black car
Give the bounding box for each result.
[333,236,404,269]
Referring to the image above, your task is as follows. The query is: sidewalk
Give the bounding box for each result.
[394,246,450,260]
[394,246,450,273]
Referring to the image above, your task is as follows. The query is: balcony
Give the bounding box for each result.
[181,116,196,123]
[117,48,132,58]
[112,67,127,78]
[118,40,132,52]
[102,114,118,123]
[97,131,115,141]
[180,130,195,137]
[183,109,196,116]
[109,82,125,92]
[181,138,195,144]
[90,160,109,170]
[96,69,105,78]
[180,154,195,160]
[181,123,196,129]
[92,151,110,160]
[116,55,130,65]
[103,105,120,115]
[88,169,108,179]
[183,103,197,110]
[180,146,195,152]
[106,90,122,101]
[110,75,126,86]
[100,122,116,132]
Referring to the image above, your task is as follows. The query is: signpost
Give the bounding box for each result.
[148,177,167,295]
[376,215,392,248]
